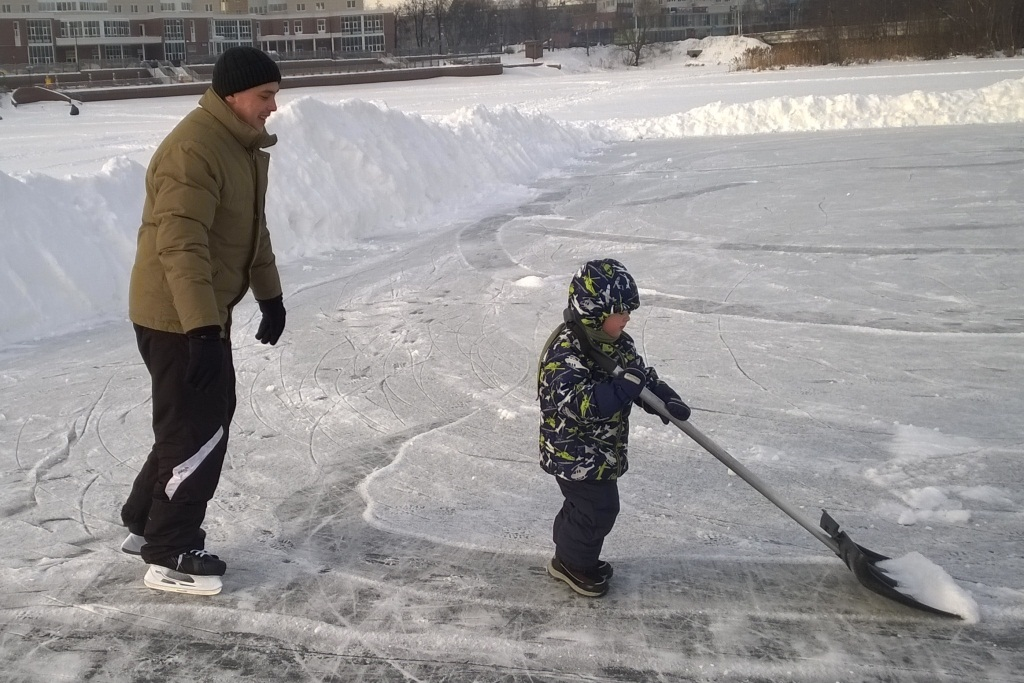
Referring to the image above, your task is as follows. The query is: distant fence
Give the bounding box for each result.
[0,54,501,93]
[6,61,502,103]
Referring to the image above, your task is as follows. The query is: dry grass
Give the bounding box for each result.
[736,31,960,71]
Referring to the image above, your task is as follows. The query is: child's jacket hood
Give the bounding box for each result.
[567,258,640,330]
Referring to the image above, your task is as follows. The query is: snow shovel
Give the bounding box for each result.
[592,361,958,617]
[631,382,960,618]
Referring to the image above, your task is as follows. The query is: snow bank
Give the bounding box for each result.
[3,56,1024,348]
[265,98,600,259]
[0,99,601,346]
[604,76,1024,138]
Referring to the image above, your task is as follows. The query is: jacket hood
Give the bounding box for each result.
[567,258,639,330]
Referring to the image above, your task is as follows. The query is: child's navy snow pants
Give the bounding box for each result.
[121,324,235,566]
[552,477,620,570]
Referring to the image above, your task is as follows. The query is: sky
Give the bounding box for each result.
[1,37,1023,681]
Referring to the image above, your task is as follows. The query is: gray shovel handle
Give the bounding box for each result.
[639,386,839,553]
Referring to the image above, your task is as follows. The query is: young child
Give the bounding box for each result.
[537,258,692,597]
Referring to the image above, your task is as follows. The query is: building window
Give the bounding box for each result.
[163,17,183,39]
[29,43,55,64]
[316,17,324,32]
[28,19,52,42]
[293,19,302,33]
[0,5,11,13]
[213,18,252,43]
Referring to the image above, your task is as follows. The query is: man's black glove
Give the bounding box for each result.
[256,295,286,345]
[649,381,691,423]
[184,326,223,393]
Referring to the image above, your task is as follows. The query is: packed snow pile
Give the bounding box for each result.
[603,75,1024,138]
[878,552,981,622]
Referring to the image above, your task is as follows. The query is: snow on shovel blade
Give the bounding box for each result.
[820,511,961,619]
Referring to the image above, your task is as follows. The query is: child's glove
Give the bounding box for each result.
[594,367,647,418]
[646,381,691,423]
[614,367,647,401]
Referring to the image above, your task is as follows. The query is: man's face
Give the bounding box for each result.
[225,82,280,131]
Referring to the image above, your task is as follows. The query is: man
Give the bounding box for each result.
[120,46,287,596]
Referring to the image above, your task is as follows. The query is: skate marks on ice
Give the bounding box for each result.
[485,134,1024,336]
[455,189,572,278]
[4,526,1020,683]
[4,374,1015,682]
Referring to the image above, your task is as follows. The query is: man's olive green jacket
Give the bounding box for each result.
[129,88,282,336]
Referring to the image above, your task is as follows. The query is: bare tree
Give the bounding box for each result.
[520,0,549,42]
[944,0,1023,53]
[398,0,434,51]
[445,0,493,52]
[619,0,661,67]
[430,0,453,53]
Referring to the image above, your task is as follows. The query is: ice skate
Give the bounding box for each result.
[143,549,227,596]
[144,565,223,595]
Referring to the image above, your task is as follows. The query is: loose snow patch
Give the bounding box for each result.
[895,486,971,526]
[514,276,545,288]
[877,551,980,623]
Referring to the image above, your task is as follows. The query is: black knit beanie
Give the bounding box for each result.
[212,46,281,98]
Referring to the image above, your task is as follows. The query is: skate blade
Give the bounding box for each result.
[144,565,222,596]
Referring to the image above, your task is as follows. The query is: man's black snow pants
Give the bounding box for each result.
[121,324,235,566]
[552,478,620,571]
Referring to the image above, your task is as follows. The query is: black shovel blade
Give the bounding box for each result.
[820,511,961,619]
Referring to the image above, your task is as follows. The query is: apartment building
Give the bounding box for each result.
[0,0,393,67]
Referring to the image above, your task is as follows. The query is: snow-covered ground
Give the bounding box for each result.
[2,39,1023,680]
